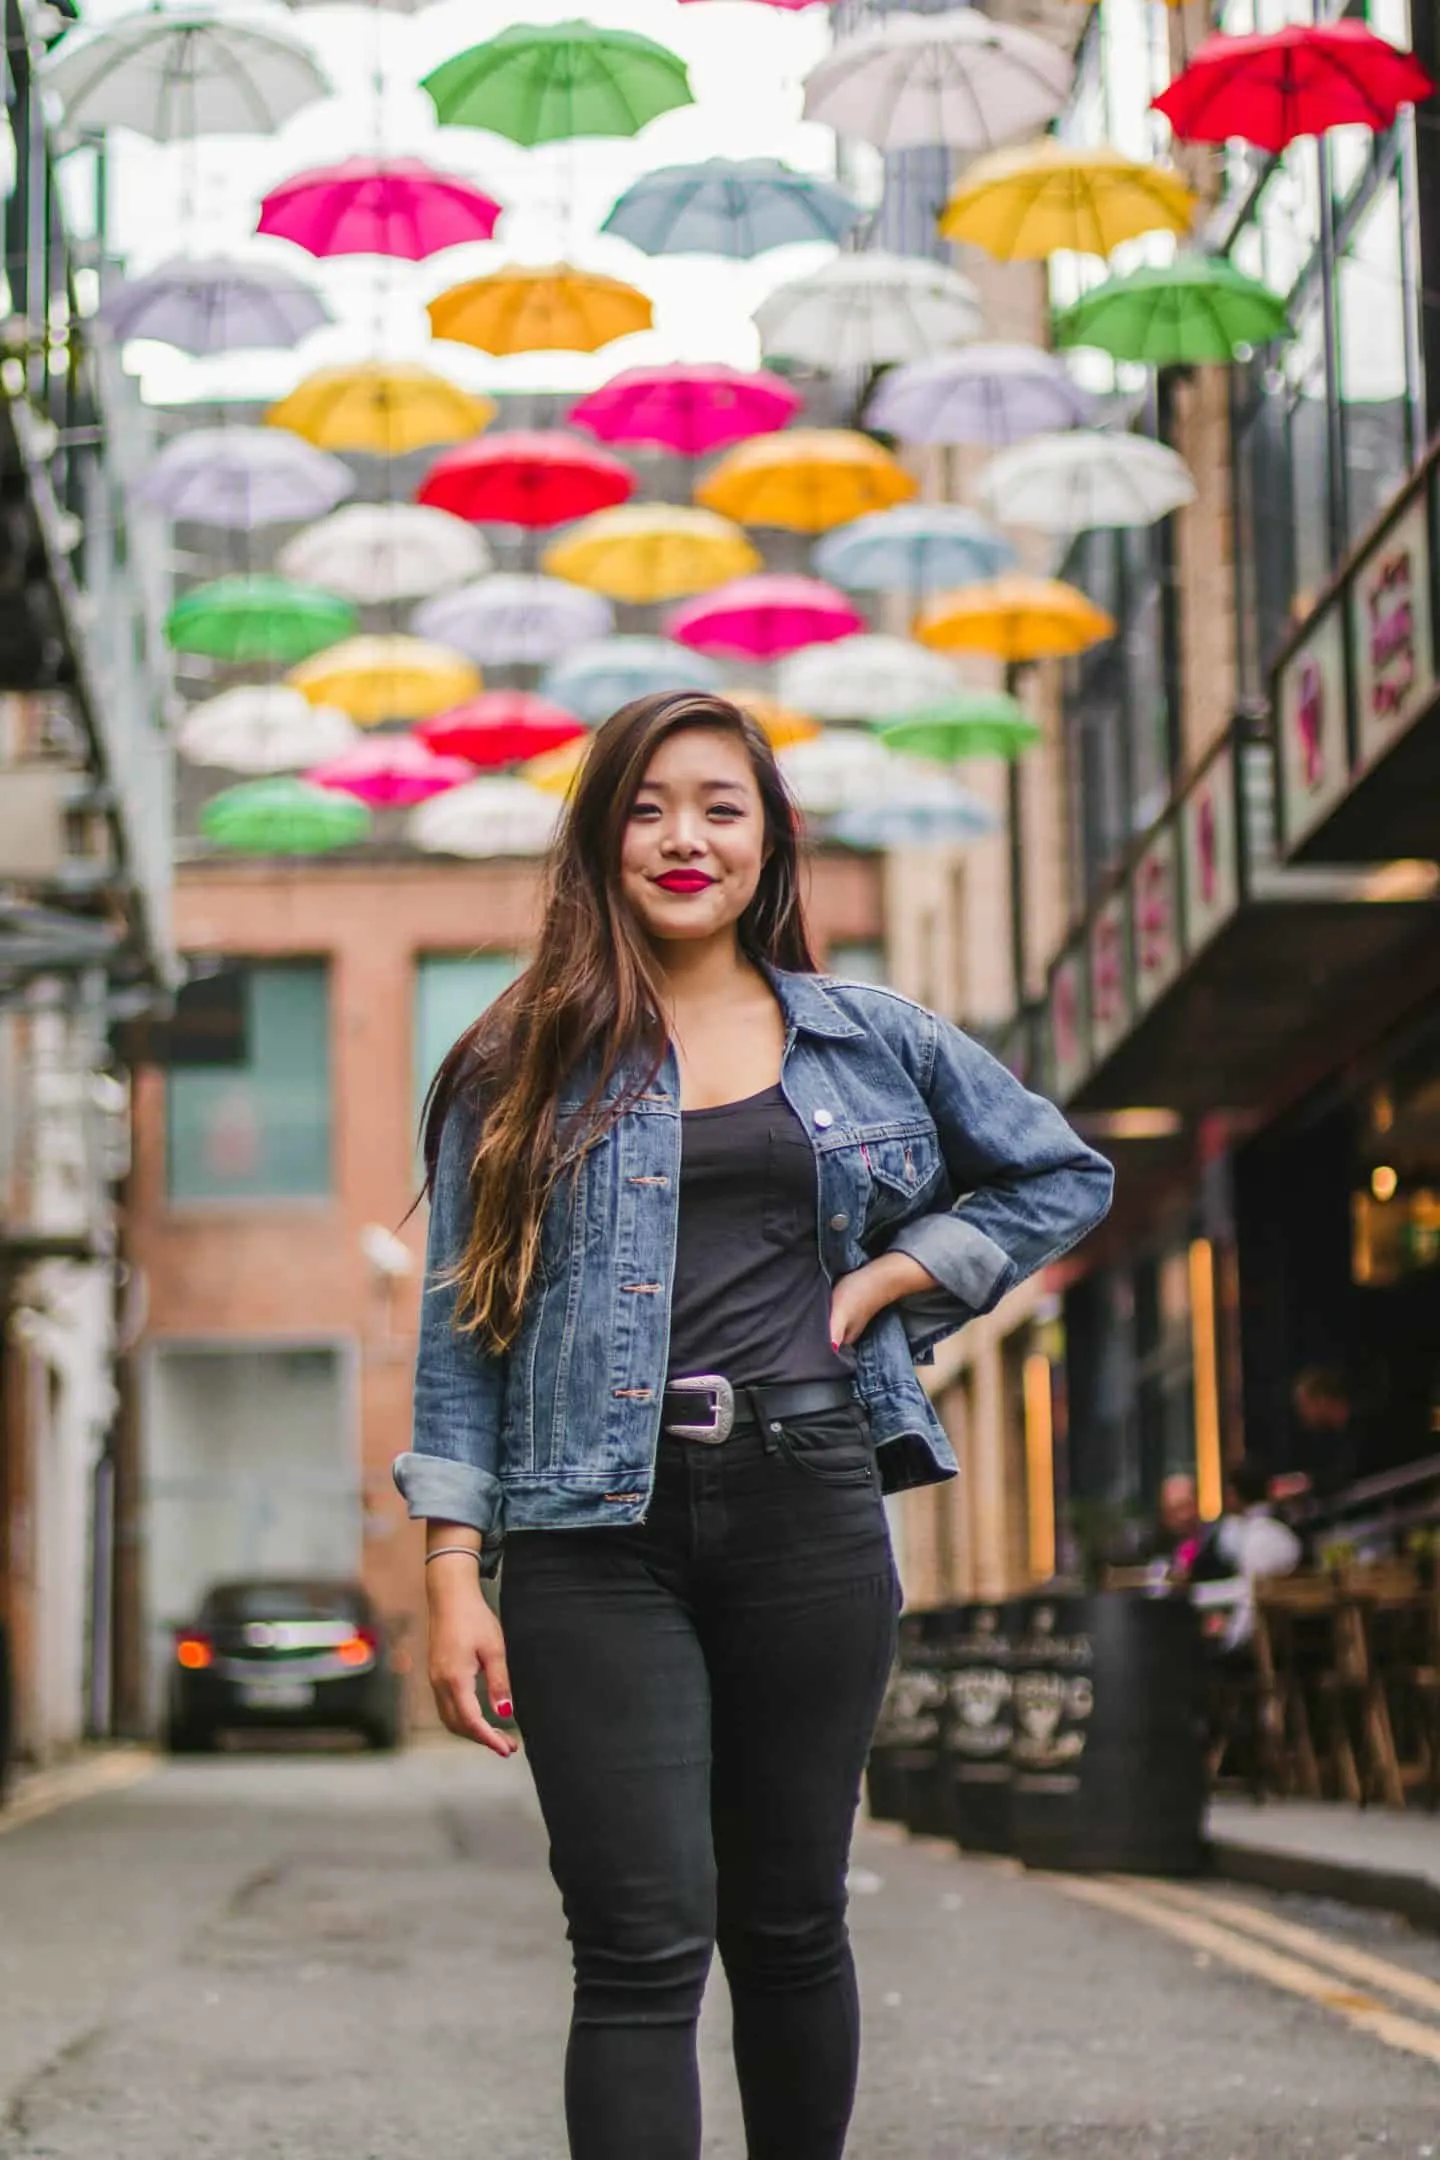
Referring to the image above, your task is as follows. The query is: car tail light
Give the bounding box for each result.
[176,1633,213,1671]
[335,1627,377,1668]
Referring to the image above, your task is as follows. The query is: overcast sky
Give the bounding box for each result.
[62,0,850,406]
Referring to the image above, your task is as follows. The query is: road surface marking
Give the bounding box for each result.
[0,1749,156,1838]
[1051,1873,1440,2068]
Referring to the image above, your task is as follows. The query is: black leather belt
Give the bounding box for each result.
[660,1373,856,1444]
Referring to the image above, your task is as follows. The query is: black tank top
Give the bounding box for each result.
[665,1084,857,1389]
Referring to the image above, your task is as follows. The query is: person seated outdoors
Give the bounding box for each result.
[1137,1472,1205,1585]
[1189,1460,1303,1657]
[1273,1364,1362,1504]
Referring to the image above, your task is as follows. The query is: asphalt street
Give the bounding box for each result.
[3,1739,1439,2160]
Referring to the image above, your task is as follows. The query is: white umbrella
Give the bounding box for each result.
[828,786,998,850]
[278,503,490,605]
[42,10,330,141]
[753,252,982,373]
[413,575,614,668]
[137,427,353,530]
[96,256,330,357]
[801,11,1070,153]
[776,731,903,817]
[976,430,1198,535]
[176,687,359,774]
[777,635,957,723]
[866,345,1091,448]
[409,777,562,860]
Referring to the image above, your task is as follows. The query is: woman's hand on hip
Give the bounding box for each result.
[829,1251,939,1348]
[426,1562,519,1758]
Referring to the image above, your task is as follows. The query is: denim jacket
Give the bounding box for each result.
[394,968,1113,1565]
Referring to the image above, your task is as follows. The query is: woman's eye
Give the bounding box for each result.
[709,803,744,820]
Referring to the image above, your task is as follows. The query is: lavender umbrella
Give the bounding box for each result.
[865,344,1091,448]
[137,427,354,530]
[413,575,615,668]
[97,255,330,357]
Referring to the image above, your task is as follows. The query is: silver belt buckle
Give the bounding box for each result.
[664,1374,735,1444]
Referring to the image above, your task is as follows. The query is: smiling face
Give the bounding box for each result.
[619,723,769,951]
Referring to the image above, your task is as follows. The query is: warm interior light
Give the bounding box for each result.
[1022,1353,1055,1582]
[1085,1108,1183,1142]
[176,1636,212,1671]
[1371,1164,1399,1202]
[1188,1239,1223,1522]
[1358,859,1440,902]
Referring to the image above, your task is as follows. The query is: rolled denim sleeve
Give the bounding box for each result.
[886,1011,1113,1357]
[392,1097,508,1535]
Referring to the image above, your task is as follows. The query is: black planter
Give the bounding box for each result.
[1008,1591,1206,1876]
[866,1611,948,1829]
[900,1608,964,1838]
[940,1600,1019,1855]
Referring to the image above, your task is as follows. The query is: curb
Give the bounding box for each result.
[1208,1836,1440,1938]
[0,1745,157,1837]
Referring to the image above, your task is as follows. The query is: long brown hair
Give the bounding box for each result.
[420,690,819,1351]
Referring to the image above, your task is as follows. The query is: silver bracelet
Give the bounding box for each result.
[424,1544,483,1566]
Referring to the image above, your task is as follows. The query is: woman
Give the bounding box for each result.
[396,691,1112,2160]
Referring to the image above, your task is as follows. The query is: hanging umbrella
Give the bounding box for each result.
[137,427,353,529]
[308,737,474,808]
[977,431,1197,536]
[916,576,1115,662]
[266,364,495,458]
[42,11,330,139]
[667,574,863,661]
[542,637,724,723]
[777,634,957,721]
[801,10,1070,152]
[177,686,359,774]
[866,344,1091,447]
[877,695,1041,763]
[1153,21,1433,153]
[164,576,356,666]
[697,429,915,534]
[282,0,433,12]
[201,776,372,855]
[427,264,653,356]
[728,691,820,749]
[543,505,760,604]
[288,635,480,724]
[776,730,905,817]
[601,157,862,257]
[1053,254,1292,367]
[938,142,1198,260]
[258,156,502,260]
[828,785,999,850]
[754,252,983,372]
[569,363,801,460]
[418,431,635,528]
[278,503,491,605]
[409,777,562,859]
[523,735,591,797]
[814,505,1014,595]
[413,575,614,667]
[422,22,693,143]
[418,691,586,770]
[96,255,329,357]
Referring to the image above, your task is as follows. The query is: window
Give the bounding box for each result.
[413,952,524,1123]
[1336,176,1416,548]
[166,961,330,1202]
[1231,291,1336,689]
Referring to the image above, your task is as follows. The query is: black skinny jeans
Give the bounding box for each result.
[499,1402,900,2160]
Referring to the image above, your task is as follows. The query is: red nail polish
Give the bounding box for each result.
[495,1697,513,1719]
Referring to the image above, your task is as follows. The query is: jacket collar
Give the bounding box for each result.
[764,964,866,1041]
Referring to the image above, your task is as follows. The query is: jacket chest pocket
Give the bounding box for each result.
[856,1129,942,1239]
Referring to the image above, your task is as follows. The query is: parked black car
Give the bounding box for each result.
[165,1577,406,1752]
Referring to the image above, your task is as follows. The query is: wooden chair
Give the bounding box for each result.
[1341,1561,1439,1809]
[1252,1576,1365,1802]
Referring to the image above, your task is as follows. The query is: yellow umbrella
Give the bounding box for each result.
[288,635,480,724]
[523,734,590,797]
[915,576,1114,662]
[543,504,760,604]
[427,262,653,356]
[730,689,820,749]
[265,363,495,457]
[697,428,916,534]
[938,142,1197,261]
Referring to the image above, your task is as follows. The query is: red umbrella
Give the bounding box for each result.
[417,430,636,527]
[306,735,474,808]
[417,690,586,769]
[667,574,864,661]
[1153,21,1433,152]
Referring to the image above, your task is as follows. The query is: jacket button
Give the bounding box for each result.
[812,1107,834,1130]
[829,1213,850,1232]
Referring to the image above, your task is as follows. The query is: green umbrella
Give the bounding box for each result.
[421,21,693,144]
[200,775,372,854]
[165,576,356,666]
[1053,254,1292,368]
[877,695,1042,763]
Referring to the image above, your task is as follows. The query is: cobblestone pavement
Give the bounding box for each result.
[3,1739,1438,2159]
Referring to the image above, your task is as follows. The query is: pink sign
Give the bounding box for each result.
[1049,953,1088,1102]
[1131,827,1180,1012]
[1277,607,1348,849]
[1181,747,1238,953]
[1088,893,1129,1061]
[1351,492,1433,772]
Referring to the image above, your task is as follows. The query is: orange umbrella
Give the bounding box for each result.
[915,576,1114,661]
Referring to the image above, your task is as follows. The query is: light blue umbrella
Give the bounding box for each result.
[866,344,1091,448]
[601,157,863,259]
[813,506,1015,597]
[827,782,998,851]
[542,636,724,724]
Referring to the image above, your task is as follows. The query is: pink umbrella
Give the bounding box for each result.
[258,157,503,261]
[667,574,864,661]
[569,363,802,459]
[306,735,474,807]
[418,431,635,528]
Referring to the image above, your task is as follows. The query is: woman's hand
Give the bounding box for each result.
[829,1251,940,1349]
[426,1557,519,1758]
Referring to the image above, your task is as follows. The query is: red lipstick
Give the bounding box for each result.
[654,871,714,893]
